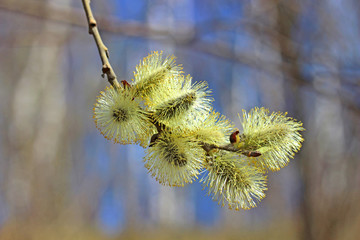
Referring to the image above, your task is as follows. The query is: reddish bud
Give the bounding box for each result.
[121,80,132,89]
[229,130,240,144]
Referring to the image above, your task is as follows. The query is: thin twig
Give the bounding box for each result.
[81,0,120,89]
[202,143,261,157]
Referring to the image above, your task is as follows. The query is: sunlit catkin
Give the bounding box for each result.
[202,152,267,210]
[132,51,182,100]
[93,86,155,147]
[151,75,212,126]
[240,107,304,171]
[190,111,233,146]
[144,131,205,187]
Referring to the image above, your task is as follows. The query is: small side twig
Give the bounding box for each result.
[202,143,261,157]
[82,0,121,89]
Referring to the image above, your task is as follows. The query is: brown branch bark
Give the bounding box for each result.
[202,143,261,157]
[81,0,120,89]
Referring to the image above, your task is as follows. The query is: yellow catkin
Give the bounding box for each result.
[240,107,304,171]
[93,86,155,147]
[144,130,205,187]
[202,151,267,210]
[149,75,213,126]
[132,51,183,100]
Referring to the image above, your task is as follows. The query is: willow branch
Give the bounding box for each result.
[81,0,120,89]
[81,1,261,157]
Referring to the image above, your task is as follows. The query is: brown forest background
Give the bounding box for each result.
[0,0,360,239]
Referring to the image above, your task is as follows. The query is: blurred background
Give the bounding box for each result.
[1,0,360,239]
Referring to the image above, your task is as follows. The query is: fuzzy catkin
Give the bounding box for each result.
[240,107,304,171]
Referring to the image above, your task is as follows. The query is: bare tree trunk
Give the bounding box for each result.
[274,2,314,239]
[3,0,72,226]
